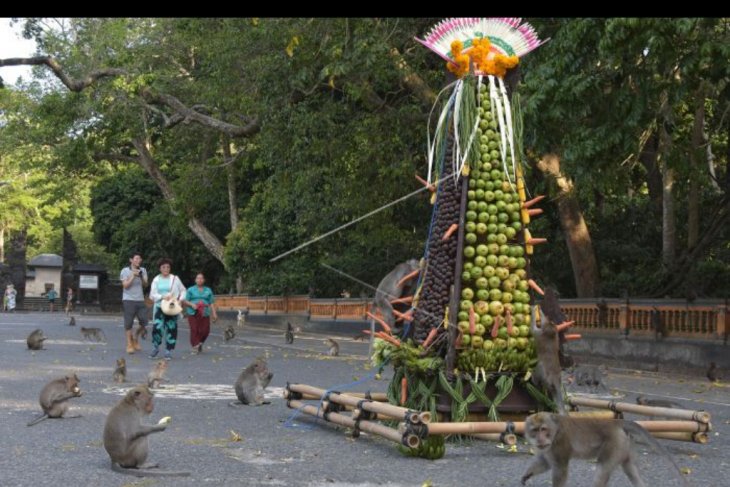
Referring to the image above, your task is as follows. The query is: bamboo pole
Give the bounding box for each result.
[287,399,420,448]
[568,396,711,423]
[421,419,707,436]
[473,433,518,445]
[567,410,616,419]
[282,390,388,402]
[287,384,431,423]
[652,432,708,444]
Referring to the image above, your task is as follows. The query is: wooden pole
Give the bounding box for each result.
[473,433,517,445]
[421,419,707,436]
[287,384,431,423]
[652,431,709,444]
[568,396,711,423]
[287,399,420,448]
[284,391,388,402]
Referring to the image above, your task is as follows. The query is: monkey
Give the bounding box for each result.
[80,326,106,343]
[324,338,339,357]
[237,309,246,327]
[103,385,190,477]
[147,360,168,389]
[635,395,684,409]
[285,322,294,344]
[112,358,127,383]
[27,373,82,426]
[530,307,566,414]
[707,362,719,382]
[370,259,421,331]
[572,364,608,393]
[26,329,47,350]
[521,412,688,487]
[650,307,666,340]
[230,357,273,406]
[352,332,367,341]
[224,323,236,342]
[68,316,76,326]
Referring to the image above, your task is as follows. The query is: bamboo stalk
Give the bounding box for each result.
[422,419,706,436]
[652,431,709,444]
[287,384,430,423]
[567,396,711,424]
[283,390,388,402]
[634,420,709,433]
[288,399,420,448]
[567,410,616,419]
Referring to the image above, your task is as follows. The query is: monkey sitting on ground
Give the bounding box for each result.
[285,322,294,344]
[352,332,367,341]
[80,326,106,343]
[112,358,127,383]
[27,373,82,426]
[707,362,720,382]
[68,316,76,326]
[521,412,688,487]
[635,395,684,409]
[530,307,566,414]
[224,323,236,342]
[230,357,273,407]
[370,259,421,331]
[27,329,47,350]
[324,338,339,357]
[237,309,246,327]
[104,385,190,477]
[572,364,609,393]
[147,360,168,389]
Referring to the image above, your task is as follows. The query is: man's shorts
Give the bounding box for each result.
[123,300,149,330]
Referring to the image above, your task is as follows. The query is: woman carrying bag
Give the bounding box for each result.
[149,257,187,360]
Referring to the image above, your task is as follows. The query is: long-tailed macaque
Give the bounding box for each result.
[521,412,688,487]
[324,338,339,356]
[27,374,82,426]
[530,307,566,414]
[80,326,106,342]
[230,357,273,406]
[103,385,190,477]
[27,329,47,350]
[224,323,236,342]
[112,358,127,383]
[147,360,168,389]
[285,322,294,344]
[371,259,421,330]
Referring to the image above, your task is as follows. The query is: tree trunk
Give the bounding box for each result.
[132,137,225,263]
[0,227,4,263]
[536,154,600,297]
[659,126,676,268]
[638,131,662,213]
[222,137,239,231]
[687,98,705,250]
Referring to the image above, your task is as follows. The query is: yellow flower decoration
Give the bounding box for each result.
[446,37,519,78]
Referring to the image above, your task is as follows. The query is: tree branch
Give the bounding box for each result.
[0,56,125,91]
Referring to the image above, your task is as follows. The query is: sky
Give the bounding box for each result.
[0,18,38,86]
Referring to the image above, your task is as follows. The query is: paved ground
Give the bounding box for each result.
[0,311,728,486]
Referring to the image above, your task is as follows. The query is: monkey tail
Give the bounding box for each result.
[622,421,690,486]
[111,462,191,477]
[27,413,49,427]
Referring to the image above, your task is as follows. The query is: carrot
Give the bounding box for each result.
[564,333,582,341]
[375,332,401,347]
[393,309,413,322]
[556,321,575,333]
[397,269,421,288]
[366,311,392,334]
[526,237,547,246]
[415,173,436,192]
[390,295,414,305]
[491,315,501,338]
[527,208,543,217]
[506,309,513,336]
[400,377,408,405]
[442,223,459,241]
[455,331,463,349]
[522,194,546,209]
[422,327,439,349]
[361,329,372,335]
[528,279,545,296]
[468,307,477,335]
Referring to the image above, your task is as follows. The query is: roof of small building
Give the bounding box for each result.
[28,254,63,268]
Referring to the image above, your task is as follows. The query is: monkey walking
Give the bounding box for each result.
[572,364,609,394]
[147,360,168,389]
[324,338,339,357]
[27,374,82,426]
[80,326,106,343]
[104,385,190,477]
[707,362,720,382]
[224,323,236,342]
[68,316,76,326]
[521,412,689,487]
[27,329,47,350]
[230,357,273,407]
[112,358,127,383]
[285,322,294,344]
[530,307,566,414]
